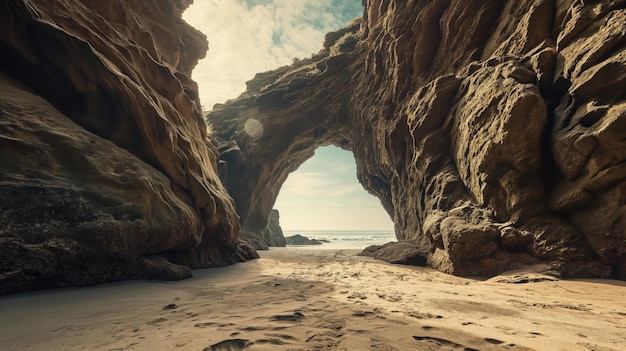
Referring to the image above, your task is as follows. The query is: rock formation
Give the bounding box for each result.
[0,0,257,295]
[359,242,429,266]
[210,0,626,278]
[1,0,624,295]
[263,209,287,247]
[240,209,286,249]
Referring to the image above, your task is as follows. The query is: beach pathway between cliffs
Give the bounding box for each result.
[1,248,625,351]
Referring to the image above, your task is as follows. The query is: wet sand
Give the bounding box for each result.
[1,248,625,350]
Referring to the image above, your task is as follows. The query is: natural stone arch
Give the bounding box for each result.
[211,104,356,237]
[208,21,388,242]
[210,1,626,279]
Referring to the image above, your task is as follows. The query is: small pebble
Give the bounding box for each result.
[163,303,178,310]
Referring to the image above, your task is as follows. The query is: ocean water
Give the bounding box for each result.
[282,230,396,249]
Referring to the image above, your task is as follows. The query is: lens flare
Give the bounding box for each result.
[244,118,264,140]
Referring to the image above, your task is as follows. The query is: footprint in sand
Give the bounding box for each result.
[255,333,298,346]
[484,338,504,344]
[270,311,305,322]
[265,333,298,341]
[347,293,367,300]
[147,317,167,325]
[254,338,287,346]
[412,335,476,350]
[407,311,444,319]
[203,339,252,351]
[352,310,375,317]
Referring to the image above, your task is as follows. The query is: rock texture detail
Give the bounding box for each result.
[359,242,429,266]
[263,209,287,247]
[0,0,257,295]
[210,0,626,278]
[240,209,286,249]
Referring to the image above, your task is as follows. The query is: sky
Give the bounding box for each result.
[274,146,394,231]
[183,0,364,109]
[183,0,394,231]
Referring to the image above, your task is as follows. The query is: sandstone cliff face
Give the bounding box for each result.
[0,0,256,294]
[210,0,626,278]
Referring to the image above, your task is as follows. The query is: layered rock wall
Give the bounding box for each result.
[0,0,256,294]
[210,0,626,278]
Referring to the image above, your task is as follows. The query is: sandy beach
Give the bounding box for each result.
[1,248,625,351]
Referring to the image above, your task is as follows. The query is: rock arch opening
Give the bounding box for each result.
[274,145,393,233]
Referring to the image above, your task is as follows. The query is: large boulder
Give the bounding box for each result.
[359,242,428,266]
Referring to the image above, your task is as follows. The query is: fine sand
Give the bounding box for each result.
[1,248,625,351]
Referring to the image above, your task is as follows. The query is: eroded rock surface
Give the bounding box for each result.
[240,210,286,250]
[210,1,626,278]
[359,242,429,266]
[0,0,256,294]
[264,209,287,248]
[240,209,286,250]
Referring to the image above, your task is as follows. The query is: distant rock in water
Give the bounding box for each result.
[359,242,428,266]
[286,235,323,246]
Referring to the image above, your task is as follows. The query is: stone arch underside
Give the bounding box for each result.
[210,0,626,278]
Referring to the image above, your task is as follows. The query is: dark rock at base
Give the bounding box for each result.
[359,242,429,266]
[238,209,286,250]
[263,209,287,247]
[140,256,193,281]
[286,234,323,246]
[240,231,269,251]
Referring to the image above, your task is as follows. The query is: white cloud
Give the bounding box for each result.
[279,171,361,198]
[183,0,362,109]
